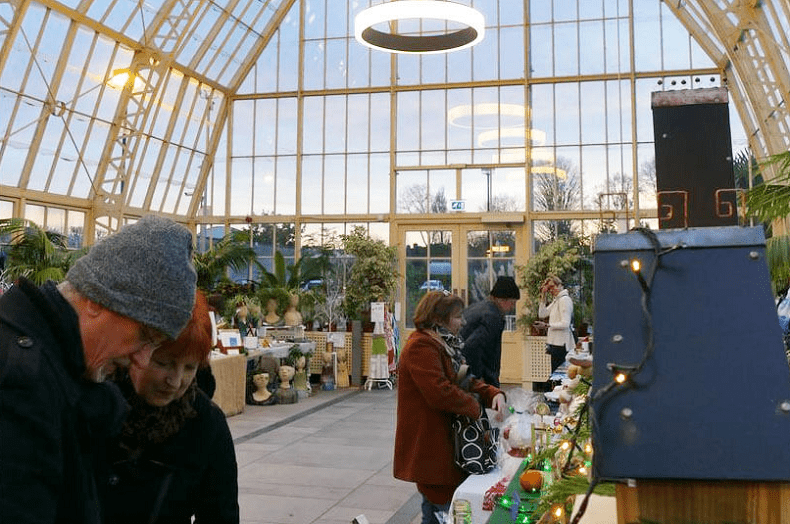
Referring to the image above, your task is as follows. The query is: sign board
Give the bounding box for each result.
[450,200,466,211]
[370,302,386,323]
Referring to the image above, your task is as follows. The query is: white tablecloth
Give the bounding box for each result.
[451,468,504,524]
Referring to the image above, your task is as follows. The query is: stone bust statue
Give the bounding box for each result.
[264,297,281,325]
[251,372,271,403]
[283,293,303,326]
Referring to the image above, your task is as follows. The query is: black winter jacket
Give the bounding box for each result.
[459,299,505,387]
[0,279,127,524]
[98,385,239,524]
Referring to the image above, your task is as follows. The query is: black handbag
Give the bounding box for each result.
[451,406,499,475]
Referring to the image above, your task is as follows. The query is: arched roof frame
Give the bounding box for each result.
[0,0,788,237]
[664,0,790,177]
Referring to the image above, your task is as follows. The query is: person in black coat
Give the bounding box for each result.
[460,276,520,387]
[0,216,197,524]
[99,290,239,524]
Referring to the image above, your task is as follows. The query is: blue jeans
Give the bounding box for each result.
[420,495,451,524]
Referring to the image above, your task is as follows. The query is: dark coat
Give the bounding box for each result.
[460,299,505,387]
[99,388,239,524]
[0,279,127,524]
[393,329,501,497]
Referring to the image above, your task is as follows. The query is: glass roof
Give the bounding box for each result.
[0,0,788,239]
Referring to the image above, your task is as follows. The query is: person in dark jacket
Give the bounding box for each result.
[460,276,520,387]
[100,290,239,524]
[0,215,197,524]
[394,291,506,524]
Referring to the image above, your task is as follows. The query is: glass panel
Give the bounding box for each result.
[429,169,456,213]
[303,97,324,154]
[255,98,276,156]
[421,53,446,85]
[275,156,296,215]
[661,3,691,71]
[369,153,390,214]
[303,39,325,91]
[466,229,516,306]
[369,93,390,152]
[277,98,298,155]
[254,156,275,215]
[348,39,370,88]
[324,95,347,153]
[553,22,578,76]
[47,207,66,235]
[473,27,498,81]
[404,229,452,329]
[555,83,580,146]
[447,88,473,151]
[301,155,322,213]
[633,0,661,71]
[421,90,446,151]
[397,170,428,214]
[323,154,345,214]
[347,154,369,214]
[347,94,370,153]
[500,27,524,81]
[325,38,347,89]
[304,0,326,40]
[580,81,606,144]
[579,20,605,75]
[493,167,526,212]
[233,100,255,156]
[0,201,13,220]
[531,84,555,146]
[231,157,252,215]
[396,91,420,152]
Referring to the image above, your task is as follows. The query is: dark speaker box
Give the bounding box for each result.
[591,226,790,481]
[652,88,737,228]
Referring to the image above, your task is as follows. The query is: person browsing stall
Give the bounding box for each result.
[394,291,507,524]
[0,215,197,524]
[99,290,239,524]
[460,276,521,387]
[533,275,575,373]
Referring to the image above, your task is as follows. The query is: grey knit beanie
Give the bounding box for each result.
[66,215,197,339]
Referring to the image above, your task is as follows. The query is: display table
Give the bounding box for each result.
[208,352,247,416]
[451,468,503,523]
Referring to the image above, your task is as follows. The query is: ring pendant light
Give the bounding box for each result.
[354,1,485,54]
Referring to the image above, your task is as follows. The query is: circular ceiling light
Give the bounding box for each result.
[448,103,527,129]
[354,1,485,54]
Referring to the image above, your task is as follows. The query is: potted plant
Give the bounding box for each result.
[340,226,398,330]
[515,236,581,335]
[0,218,81,285]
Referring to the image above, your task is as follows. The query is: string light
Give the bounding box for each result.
[630,258,650,293]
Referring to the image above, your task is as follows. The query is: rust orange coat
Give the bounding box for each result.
[393,329,502,492]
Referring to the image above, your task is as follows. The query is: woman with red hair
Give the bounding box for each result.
[99,290,239,523]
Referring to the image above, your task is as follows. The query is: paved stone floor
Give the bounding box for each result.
[228,387,423,524]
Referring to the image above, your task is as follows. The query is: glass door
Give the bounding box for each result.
[398,224,519,329]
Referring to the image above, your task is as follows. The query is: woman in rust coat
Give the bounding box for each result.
[394,291,506,524]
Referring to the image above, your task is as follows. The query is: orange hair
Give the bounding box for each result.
[156,290,213,364]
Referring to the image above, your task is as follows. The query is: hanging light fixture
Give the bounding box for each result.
[354,1,485,54]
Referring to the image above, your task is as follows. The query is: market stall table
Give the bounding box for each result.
[208,352,247,416]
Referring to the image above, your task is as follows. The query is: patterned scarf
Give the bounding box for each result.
[431,325,467,378]
[112,369,198,450]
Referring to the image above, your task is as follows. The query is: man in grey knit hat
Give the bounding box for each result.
[0,215,197,524]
